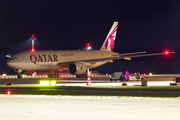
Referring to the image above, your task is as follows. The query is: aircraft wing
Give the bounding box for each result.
[56,51,174,66]
[114,52,175,60]
[87,51,174,62]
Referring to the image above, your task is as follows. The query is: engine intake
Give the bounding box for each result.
[68,63,86,75]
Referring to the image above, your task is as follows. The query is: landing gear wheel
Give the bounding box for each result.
[48,74,59,78]
[17,74,22,79]
[76,74,87,78]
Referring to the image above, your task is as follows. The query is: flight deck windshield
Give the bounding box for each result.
[8,57,18,61]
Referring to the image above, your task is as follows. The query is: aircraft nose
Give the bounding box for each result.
[7,61,17,69]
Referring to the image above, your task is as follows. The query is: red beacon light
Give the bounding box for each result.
[7,90,11,95]
[32,34,35,38]
[86,43,90,47]
[86,43,92,50]
[31,48,34,52]
[31,34,36,52]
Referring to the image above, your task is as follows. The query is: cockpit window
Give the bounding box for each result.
[9,57,18,60]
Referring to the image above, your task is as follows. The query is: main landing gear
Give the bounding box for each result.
[48,73,59,78]
[48,70,59,78]
[76,74,87,78]
[76,68,90,78]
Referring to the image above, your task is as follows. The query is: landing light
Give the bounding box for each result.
[6,54,11,58]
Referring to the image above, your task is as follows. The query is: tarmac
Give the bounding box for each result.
[0,95,180,120]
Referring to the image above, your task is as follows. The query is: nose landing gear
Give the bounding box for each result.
[17,73,22,79]
[16,69,26,79]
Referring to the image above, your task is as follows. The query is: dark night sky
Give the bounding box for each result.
[1,0,180,74]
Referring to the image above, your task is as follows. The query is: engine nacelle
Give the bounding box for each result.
[68,63,87,75]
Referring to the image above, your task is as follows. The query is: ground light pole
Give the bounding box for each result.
[30,34,36,52]
[87,68,91,86]
[30,34,36,77]
[86,43,91,85]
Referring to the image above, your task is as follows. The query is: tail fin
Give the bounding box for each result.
[100,21,118,51]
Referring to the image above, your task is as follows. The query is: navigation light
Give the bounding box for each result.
[165,51,169,55]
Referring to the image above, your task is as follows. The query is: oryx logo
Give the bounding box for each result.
[105,25,118,51]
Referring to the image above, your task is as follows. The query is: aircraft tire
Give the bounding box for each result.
[17,74,22,79]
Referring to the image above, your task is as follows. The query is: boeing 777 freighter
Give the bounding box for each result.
[6,22,173,78]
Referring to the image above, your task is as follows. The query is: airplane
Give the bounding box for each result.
[6,21,174,78]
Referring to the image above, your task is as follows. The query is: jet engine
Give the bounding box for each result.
[68,63,87,75]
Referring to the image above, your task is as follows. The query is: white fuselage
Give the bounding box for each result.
[7,50,118,71]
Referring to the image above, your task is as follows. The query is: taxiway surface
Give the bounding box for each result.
[0,75,179,120]
[0,95,180,120]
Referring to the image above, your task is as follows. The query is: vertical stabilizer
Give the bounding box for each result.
[100,21,118,51]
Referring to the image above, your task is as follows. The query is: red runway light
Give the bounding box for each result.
[7,90,11,95]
